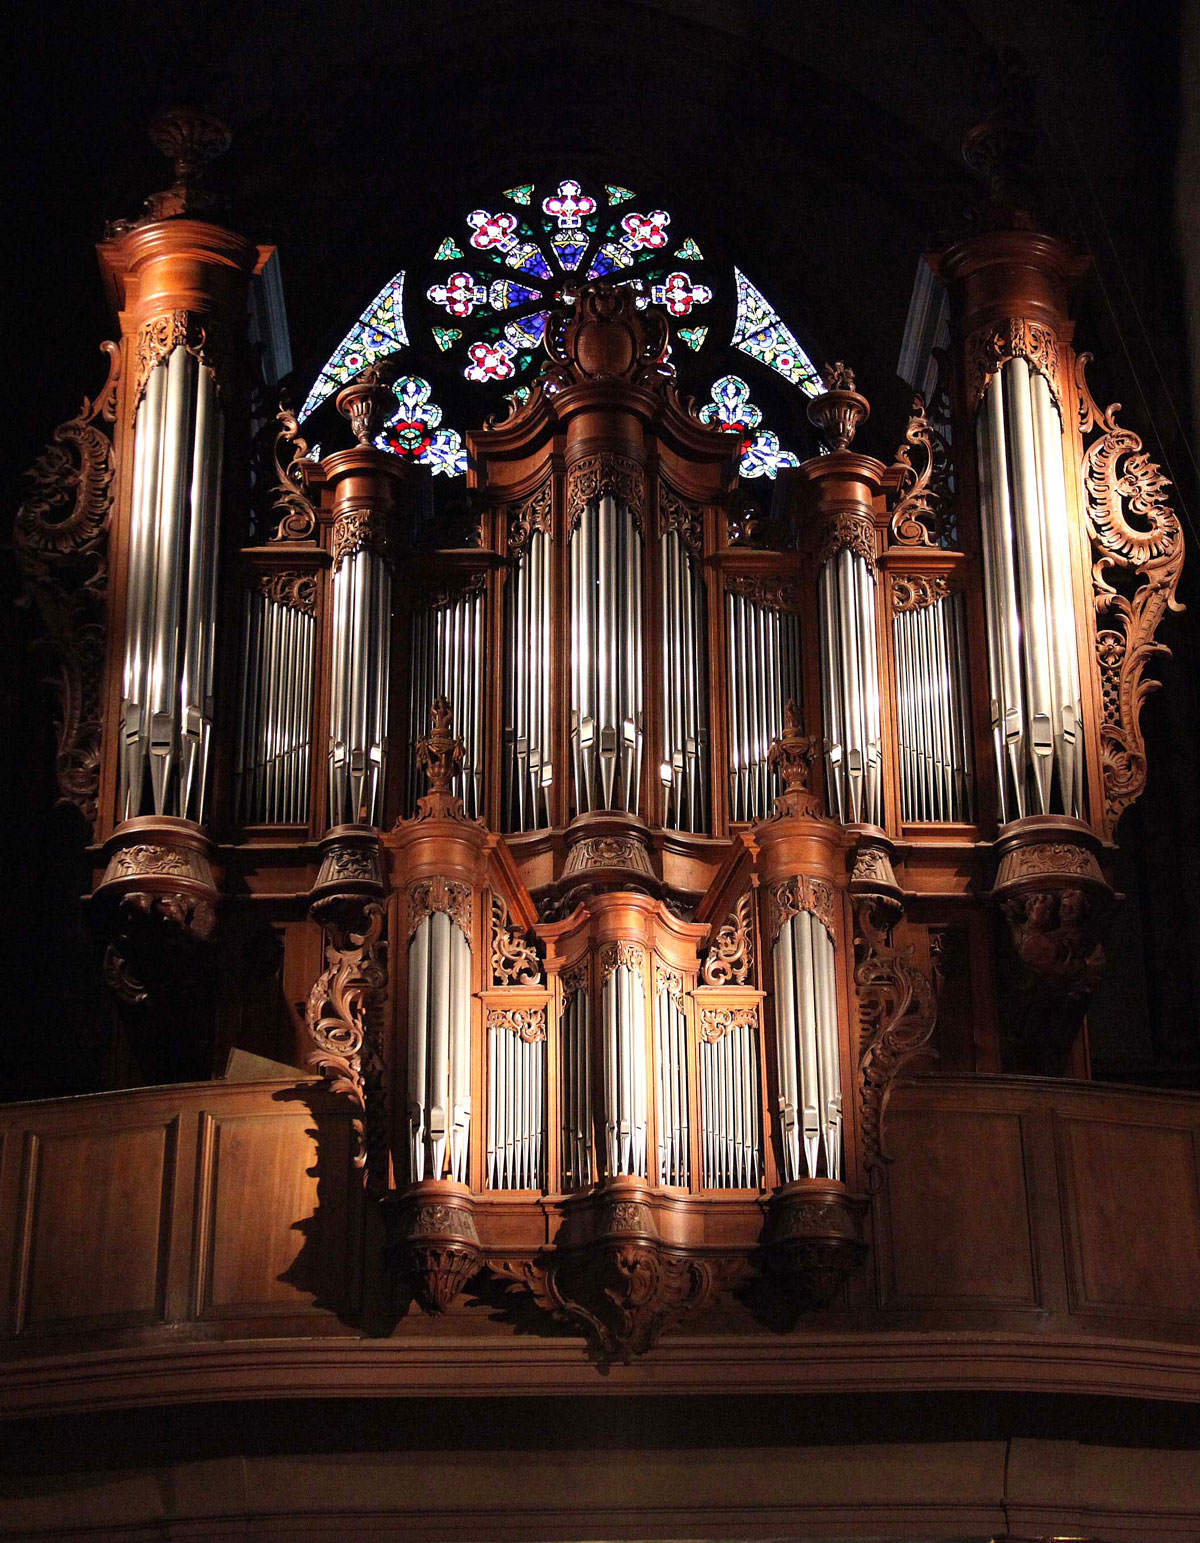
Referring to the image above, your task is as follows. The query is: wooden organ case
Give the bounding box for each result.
[9,111,1193,1380]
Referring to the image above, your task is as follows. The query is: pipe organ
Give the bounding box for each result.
[19,110,1184,1360]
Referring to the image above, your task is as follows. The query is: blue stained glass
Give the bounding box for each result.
[586,250,619,279]
[507,243,553,280]
[504,311,549,349]
[699,374,800,480]
[739,431,801,479]
[552,230,587,271]
[731,268,821,394]
[298,271,408,420]
[489,279,541,310]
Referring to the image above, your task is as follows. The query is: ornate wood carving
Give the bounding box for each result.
[807,364,870,451]
[891,573,951,612]
[726,572,803,611]
[599,940,646,986]
[305,901,389,1196]
[560,959,590,1000]
[386,1192,482,1313]
[766,701,824,821]
[889,393,952,547]
[407,875,472,941]
[767,875,836,945]
[701,893,755,986]
[852,894,937,1176]
[336,365,398,447]
[699,1005,757,1043]
[759,1184,868,1314]
[412,696,477,824]
[486,1006,547,1042]
[566,451,646,535]
[253,570,317,614]
[965,317,1063,418]
[1077,352,1185,837]
[654,964,684,1005]
[658,480,704,555]
[133,309,231,412]
[330,502,392,571]
[505,478,552,552]
[13,341,120,829]
[490,894,543,985]
[266,405,318,543]
[815,510,876,570]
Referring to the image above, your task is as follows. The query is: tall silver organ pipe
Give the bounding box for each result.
[570,494,643,815]
[653,978,690,1187]
[408,590,484,818]
[407,909,472,1183]
[486,1014,545,1190]
[893,589,975,822]
[600,951,648,1177]
[119,348,225,821]
[328,546,390,826]
[699,1014,762,1189]
[771,905,842,1182]
[559,981,593,1188]
[725,591,802,823]
[659,530,709,832]
[818,546,883,825]
[235,586,316,823]
[976,358,1084,821]
[503,531,553,830]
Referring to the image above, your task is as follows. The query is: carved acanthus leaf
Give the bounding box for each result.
[891,573,951,612]
[566,452,645,535]
[134,309,231,412]
[331,502,392,571]
[768,875,835,945]
[253,569,317,615]
[655,964,684,1005]
[658,481,704,555]
[505,478,553,552]
[486,1006,547,1043]
[267,405,318,543]
[699,1005,758,1043]
[701,893,756,986]
[599,940,646,987]
[13,341,120,829]
[726,572,803,612]
[965,316,1063,418]
[491,893,543,985]
[888,393,952,547]
[407,875,472,941]
[815,511,876,570]
[1077,352,1185,837]
[560,959,590,1000]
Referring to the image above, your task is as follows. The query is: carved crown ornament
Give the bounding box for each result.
[1076,351,1185,838]
[13,341,120,830]
[965,316,1063,418]
[141,107,232,222]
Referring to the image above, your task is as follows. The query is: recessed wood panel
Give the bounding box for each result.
[881,1106,1039,1307]
[1057,1116,1200,1319]
[16,1123,174,1333]
[196,1110,358,1318]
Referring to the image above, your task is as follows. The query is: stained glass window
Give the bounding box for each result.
[300,181,823,487]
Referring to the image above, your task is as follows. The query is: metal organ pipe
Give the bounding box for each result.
[725,592,802,823]
[601,956,648,1177]
[560,983,593,1188]
[504,530,553,830]
[893,589,975,822]
[653,981,690,1187]
[975,360,1083,821]
[570,494,643,815]
[659,530,710,832]
[818,546,883,826]
[235,587,316,824]
[486,1017,546,1191]
[119,350,225,821]
[771,906,842,1182]
[408,589,485,819]
[407,910,472,1184]
[328,545,390,827]
[699,1016,761,1189]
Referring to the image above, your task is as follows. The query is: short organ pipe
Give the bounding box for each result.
[725,591,802,822]
[771,907,842,1182]
[818,546,883,826]
[407,910,472,1184]
[893,589,975,822]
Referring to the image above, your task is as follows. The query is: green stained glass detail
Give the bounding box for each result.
[675,238,704,261]
[606,184,635,205]
[433,326,461,351]
[678,326,708,351]
[504,184,534,205]
[435,237,464,261]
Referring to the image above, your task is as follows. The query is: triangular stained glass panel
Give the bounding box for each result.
[731,267,822,395]
[435,237,464,261]
[298,272,408,421]
[504,184,534,205]
[675,237,704,261]
[432,326,462,351]
[606,184,635,205]
[678,326,708,351]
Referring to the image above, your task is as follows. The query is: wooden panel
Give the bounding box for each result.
[195,1108,359,1318]
[1056,1115,1200,1320]
[14,1121,174,1333]
[880,1104,1039,1307]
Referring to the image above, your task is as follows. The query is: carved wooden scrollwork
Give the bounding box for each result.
[598,940,646,986]
[560,959,589,1000]
[768,875,836,945]
[658,480,704,555]
[13,342,120,830]
[305,901,389,1196]
[330,500,392,571]
[726,572,804,612]
[566,452,645,535]
[1077,352,1185,838]
[815,510,876,570]
[890,573,951,612]
[407,875,472,941]
[965,316,1063,418]
[505,478,552,552]
[490,894,543,986]
[253,570,317,615]
[889,393,952,547]
[852,896,937,1177]
[699,1005,757,1043]
[701,893,755,986]
[266,405,318,543]
[486,1006,547,1042]
[133,308,231,412]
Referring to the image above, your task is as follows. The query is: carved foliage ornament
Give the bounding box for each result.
[599,940,646,987]
[560,959,590,1000]
[726,572,803,612]
[331,501,392,571]
[254,569,317,615]
[852,896,936,1177]
[133,309,231,413]
[769,875,835,945]
[966,317,1063,418]
[408,875,472,941]
[891,573,951,612]
[701,892,756,986]
[505,479,553,553]
[658,480,704,556]
[267,406,318,543]
[699,1005,758,1043]
[306,901,389,1194]
[13,341,120,830]
[486,1006,547,1043]
[490,893,543,986]
[889,393,952,548]
[815,510,876,570]
[566,452,645,535]
[1077,351,1185,837]
[655,964,684,1005]
[413,696,478,824]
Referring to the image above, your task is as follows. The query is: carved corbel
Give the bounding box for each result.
[759,1183,868,1315]
[849,837,937,1178]
[385,1189,483,1313]
[13,341,120,831]
[492,1193,742,1363]
[1077,352,1185,838]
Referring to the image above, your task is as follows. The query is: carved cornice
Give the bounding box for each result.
[253,569,317,615]
[701,893,756,986]
[768,875,836,945]
[888,393,952,548]
[599,940,646,987]
[407,876,473,941]
[815,510,876,571]
[1077,351,1185,837]
[965,317,1063,418]
[891,573,951,612]
[305,901,389,1196]
[486,1006,547,1043]
[13,341,120,830]
[566,451,646,535]
[505,478,553,553]
[133,309,232,413]
[658,480,704,556]
[699,1005,757,1043]
[491,894,543,986]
